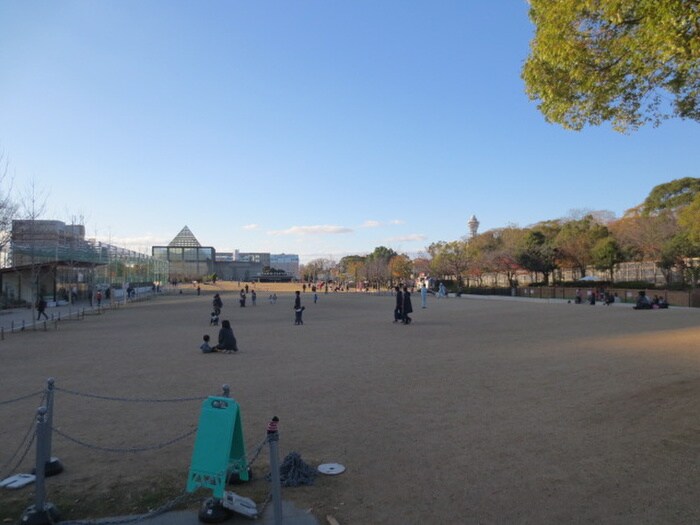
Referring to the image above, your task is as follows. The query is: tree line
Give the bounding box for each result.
[301,178,700,291]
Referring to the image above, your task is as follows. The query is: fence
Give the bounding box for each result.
[0,379,292,524]
[464,286,700,308]
[0,287,164,341]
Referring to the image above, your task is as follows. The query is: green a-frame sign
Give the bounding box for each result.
[186,396,250,499]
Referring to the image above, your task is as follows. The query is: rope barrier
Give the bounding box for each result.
[54,387,206,403]
[0,391,46,478]
[57,490,199,525]
[0,389,44,405]
[0,420,37,480]
[51,425,198,454]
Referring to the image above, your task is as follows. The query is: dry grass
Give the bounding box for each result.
[1,291,699,524]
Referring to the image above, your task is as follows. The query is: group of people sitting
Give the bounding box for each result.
[201,293,240,353]
[633,291,669,310]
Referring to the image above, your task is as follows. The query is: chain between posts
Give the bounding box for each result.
[0,390,46,478]
[54,386,206,403]
[0,389,44,405]
[51,426,198,453]
[0,422,36,480]
[54,490,200,525]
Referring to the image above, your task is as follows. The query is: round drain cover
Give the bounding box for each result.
[318,463,346,475]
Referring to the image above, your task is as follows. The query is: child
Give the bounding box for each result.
[210,311,219,326]
[200,334,215,353]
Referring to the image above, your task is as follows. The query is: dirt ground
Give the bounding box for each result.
[1,283,699,524]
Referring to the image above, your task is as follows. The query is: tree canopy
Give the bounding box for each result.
[641,177,700,214]
[522,0,700,132]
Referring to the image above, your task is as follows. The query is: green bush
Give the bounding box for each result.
[612,281,657,290]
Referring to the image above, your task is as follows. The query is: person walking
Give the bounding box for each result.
[293,290,305,325]
[36,298,49,320]
[402,286,413,324]
[420,282,428,308]
[212,293,223,315]
[393,286,403,323]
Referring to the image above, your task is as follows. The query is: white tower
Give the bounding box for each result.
[468,215,479,239]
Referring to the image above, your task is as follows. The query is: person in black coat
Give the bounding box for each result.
[293,290,305,325]
[402,286,413,324]
[212,294,223,315]
[393,286,403,323]
[216,320,239,353]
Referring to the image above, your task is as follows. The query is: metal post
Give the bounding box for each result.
[35,407,47,511]
[45,379,55,466]
[267,417,283,525]
[20,406,61,524]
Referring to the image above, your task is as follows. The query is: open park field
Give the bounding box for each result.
[1,284,699,524]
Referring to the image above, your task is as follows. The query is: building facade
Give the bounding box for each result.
[152,227,301,282]
[151,226,216,281]
[2,220,167,306]
[270,253,300,278]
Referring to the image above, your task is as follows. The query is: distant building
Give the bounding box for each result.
[467,215,480,239]
[151,226,216,281]
[234,250,271,268]
[2,219,166,305]
[151,226,299,282]
[270,253,300,278]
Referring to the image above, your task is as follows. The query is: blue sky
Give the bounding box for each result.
[1,1,698,262]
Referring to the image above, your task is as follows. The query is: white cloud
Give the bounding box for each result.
[390,219,405,225]
[386,234,427,242]
[361,220,381,228]
[242,224,259,230]
[267,225,354,236]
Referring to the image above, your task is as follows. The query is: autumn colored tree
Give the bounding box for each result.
[428,240,471,290]
[389,254,413,286]
[555,216,609,277]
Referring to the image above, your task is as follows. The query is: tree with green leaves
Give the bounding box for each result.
[641,177,700,215]
[659,232,700,286]
[367,246,397,263]
[523,0,700,132]
[517,222,560,284]
[428,240,471,290]
[592,236,624,282]
[678,192,700,245]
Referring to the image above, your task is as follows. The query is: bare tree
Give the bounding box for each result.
[0,150,18,257]
[17,178,49,312]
